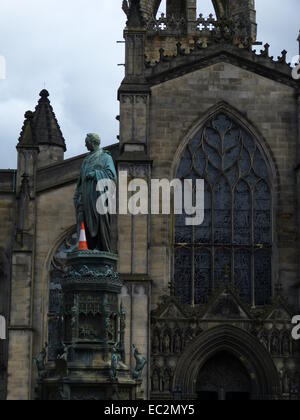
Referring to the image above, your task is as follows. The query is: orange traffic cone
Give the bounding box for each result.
[78,222,88,251]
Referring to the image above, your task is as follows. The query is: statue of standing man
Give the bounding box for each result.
[74,134,117,252]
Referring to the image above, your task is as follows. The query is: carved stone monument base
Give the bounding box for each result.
[39,251,137,400]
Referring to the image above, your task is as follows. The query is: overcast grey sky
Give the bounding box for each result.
[0,1,299,169]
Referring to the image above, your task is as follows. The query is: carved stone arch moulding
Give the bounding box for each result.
[173,325,281,400]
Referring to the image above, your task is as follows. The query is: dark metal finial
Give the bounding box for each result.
[39,89,49,99]
[24,110,34,120]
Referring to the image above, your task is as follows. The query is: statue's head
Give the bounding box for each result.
[85,133,101,152]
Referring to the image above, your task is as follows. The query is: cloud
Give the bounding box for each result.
[0,1,299,169]
[0,0,126,168]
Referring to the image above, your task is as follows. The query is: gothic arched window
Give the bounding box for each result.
[174,112,273,306]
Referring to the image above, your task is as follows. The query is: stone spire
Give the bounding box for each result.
[33,89,66,152]
[17,111,37,148]
[17,90,66,168]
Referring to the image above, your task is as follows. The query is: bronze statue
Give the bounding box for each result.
[56,343,69,378]
[74,134,117,252]
[109,343,121,383]
[34,343,48,380]
[57,343,69,363]
[132,345,147,380]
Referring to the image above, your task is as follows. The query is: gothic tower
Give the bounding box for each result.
[33,89,66,169]
[6,90,66,400]
[119,0,300,400]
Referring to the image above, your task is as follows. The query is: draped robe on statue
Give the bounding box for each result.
[74,149,117,252]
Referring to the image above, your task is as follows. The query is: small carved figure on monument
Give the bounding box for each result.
[71,303,78,337]
[73,133,117,252]
[104,314,114,341]
[132,345,147,381]
[56,343,69,378]
[57,343,69,362]
[34,342,48,380]
[109,343,121,383]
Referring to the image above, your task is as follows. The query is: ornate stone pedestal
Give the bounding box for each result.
[40,251,137,400]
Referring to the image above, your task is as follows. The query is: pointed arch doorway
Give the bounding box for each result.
[196,351,251,401]
[173,326,280,400]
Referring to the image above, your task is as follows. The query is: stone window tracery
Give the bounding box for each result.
[174,113,273,306]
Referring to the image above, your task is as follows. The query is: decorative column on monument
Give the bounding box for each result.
[37,134,142,400]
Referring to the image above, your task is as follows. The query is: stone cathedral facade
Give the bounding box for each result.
[0,0,300,400]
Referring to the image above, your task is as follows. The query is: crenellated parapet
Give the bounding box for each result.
[145,12,255,64]
[143,42,297,93]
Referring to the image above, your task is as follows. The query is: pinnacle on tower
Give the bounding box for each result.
[17,90,66,168]
[17,111,36,148]
[34,89,66,152]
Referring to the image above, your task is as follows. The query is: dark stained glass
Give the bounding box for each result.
[174,112,273,306]
[234,250,252,303]
[195,248,211,304]
[214,248,232,288]
[195,183,211,244]
[254,250,272,306]
[234,181,251,245]
[254,181,271,245]
[214,177,232,244]
[174,247,192,305]
[175,212,192,243]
